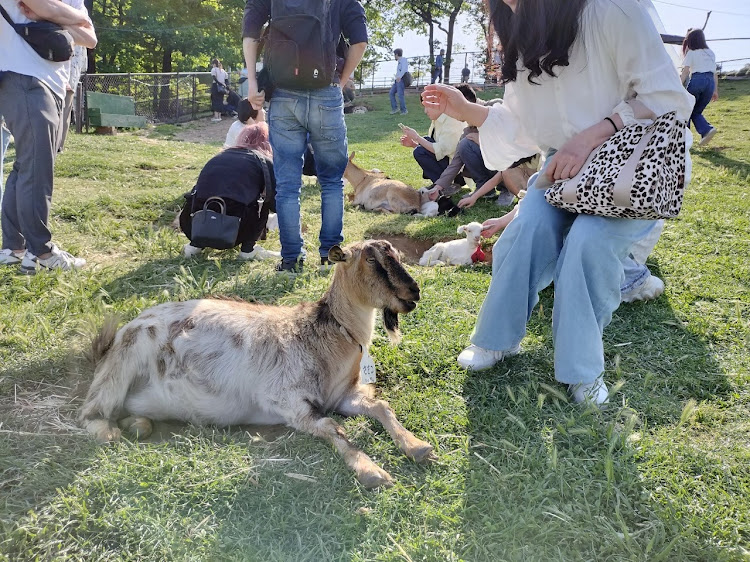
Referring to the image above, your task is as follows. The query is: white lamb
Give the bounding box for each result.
[419,222,484,267]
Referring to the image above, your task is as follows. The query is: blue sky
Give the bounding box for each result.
[390,0,750,74]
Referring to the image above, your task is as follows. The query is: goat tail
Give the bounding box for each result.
[86,315,121,368]
[79,317,131,442]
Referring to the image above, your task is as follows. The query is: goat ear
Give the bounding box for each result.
[457,225,466,234]
[328,245,351,263]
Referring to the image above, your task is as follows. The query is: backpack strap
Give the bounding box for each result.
[0,4,17,30]
[251,150,272,201]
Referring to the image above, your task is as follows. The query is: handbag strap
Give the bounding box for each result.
[0,4,18,30]
[250,150,272,202]
[202,196,227,214]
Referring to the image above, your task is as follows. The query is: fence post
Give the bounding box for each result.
[127,73,131,97]
[192,74,197,120]
[175,72,180,121]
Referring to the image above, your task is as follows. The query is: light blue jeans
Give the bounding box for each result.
[389,80,405,113]
[471,169,657,385]
[268,86,347,261]
[0,117,10,213]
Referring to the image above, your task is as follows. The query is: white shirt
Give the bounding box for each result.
[429,114,466,161]
[478,0,695,173]
[682,49,716,75]
[224,120,248,149]
[211,66,228,85]
[0,0,70,100]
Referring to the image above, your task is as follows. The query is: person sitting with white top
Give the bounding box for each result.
[680,28,718,146]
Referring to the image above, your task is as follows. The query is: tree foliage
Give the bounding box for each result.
[91,0,245,73]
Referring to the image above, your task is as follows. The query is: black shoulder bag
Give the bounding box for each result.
[0,4,73,62]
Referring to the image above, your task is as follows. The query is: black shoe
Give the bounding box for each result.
[275,258,304,275]
[320,257,334,275]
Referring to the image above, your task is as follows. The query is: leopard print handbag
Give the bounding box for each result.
[543,111,687,219]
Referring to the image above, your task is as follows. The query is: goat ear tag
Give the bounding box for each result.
[359,349,377,384]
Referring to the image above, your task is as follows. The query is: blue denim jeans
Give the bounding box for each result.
[268,86,347,261]
[389,80,405,112]
[686,72,714,137]
[413,136,450,183]
[471,166,657,385]
[457,137,496,188]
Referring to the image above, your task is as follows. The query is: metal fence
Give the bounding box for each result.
[82,72,227,125]
[80,52,495,126]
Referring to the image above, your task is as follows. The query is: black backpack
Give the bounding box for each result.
[265,0,336,90]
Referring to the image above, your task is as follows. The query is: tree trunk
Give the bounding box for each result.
[443,7,461,83]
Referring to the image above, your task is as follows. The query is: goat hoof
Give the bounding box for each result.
[357,466,394,489]
[120,416,154,440]
[408,442,435,464]
[97,426,122,443]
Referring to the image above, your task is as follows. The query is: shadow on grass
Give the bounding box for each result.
[458,272,734,559]
[691,150,750,181]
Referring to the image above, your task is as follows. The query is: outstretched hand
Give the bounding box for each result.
[543,133,593,182]
[481,217,505,238]
[421,84,467,122]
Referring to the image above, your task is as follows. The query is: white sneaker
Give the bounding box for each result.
[0,249,25,265]
[457,343,521,371]
[699,127,717,147]
[621,275,665,303]
[183,243,203,258]
[238,246,280,261]
[569,377,609,406]
[20,246,85,275]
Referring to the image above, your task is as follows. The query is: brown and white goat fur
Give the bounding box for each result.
[79,240,433,488]
[344,152,438,214]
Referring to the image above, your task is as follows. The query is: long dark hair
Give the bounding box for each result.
[682,28,708,56]
[489,0,588,84]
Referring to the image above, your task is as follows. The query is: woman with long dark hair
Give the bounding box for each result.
[422,0,693,405]
[680,28,718,146]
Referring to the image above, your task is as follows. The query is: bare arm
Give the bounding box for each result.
[242,37,266,110]
[458,171,503,208]
[21,0,91,26]
[712,72,719,101]
[64,23,97,48]
[340,42,367,84]
[680,67,690,85]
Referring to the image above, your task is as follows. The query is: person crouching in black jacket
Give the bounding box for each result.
[180,122,280,260]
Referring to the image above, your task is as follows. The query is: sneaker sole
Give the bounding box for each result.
[457,344,522,371]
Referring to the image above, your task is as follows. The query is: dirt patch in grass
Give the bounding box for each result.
[172,116,234,144]
[370,233,493,265]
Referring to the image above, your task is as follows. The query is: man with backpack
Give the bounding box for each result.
[242,0,368,274]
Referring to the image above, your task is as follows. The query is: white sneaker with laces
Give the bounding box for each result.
[20,246,85,274]
[457,343,521,371]
[569,377,609,406]
[183,243,203,258]
[238,246,280,261]
[0,249,25,265]
[621,275,665,303]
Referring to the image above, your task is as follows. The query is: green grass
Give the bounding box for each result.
[1,82,748,561]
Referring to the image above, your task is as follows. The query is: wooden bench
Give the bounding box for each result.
[87,92,147,130]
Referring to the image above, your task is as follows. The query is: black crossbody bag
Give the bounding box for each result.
[0,4,74,62]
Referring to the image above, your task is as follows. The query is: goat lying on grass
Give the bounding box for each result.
[79,240,434,488]
[344,152,439,215]
[419,222,485,266]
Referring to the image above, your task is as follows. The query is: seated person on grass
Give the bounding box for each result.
[398,84,475,185]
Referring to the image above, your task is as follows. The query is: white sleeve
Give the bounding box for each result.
[681,50,693,72]
[605,0,694,123]
[477,83,540,172]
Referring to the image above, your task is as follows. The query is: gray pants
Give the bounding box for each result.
[0,72,62,256]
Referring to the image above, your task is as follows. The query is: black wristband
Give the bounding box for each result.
[604,116,619,133]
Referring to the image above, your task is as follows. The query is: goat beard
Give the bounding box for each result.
[382,308,402,344]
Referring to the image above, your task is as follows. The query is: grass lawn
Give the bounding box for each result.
[0,82,748,561]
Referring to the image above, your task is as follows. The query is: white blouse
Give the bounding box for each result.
[478,0,695,173]
[682,49,716,75]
